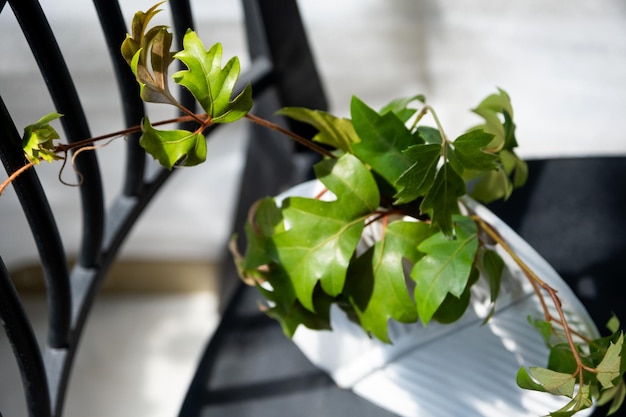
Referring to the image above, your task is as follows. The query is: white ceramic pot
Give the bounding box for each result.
[275,180,598,417]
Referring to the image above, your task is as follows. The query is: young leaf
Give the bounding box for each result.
[393,143,441,204]
[452,129,498,172]
[345,221,433,342]
[122,3,178,105]
[277,107,359,153]
[22,112,63,164]
[379,94,425,123]
[411,215,478,324]
[350,96,415,187]
[121,2,164,65]
[270,154,379,311]
[173,32,252,123]
[597,333,624,389]
[419,162,466,235]
[140,117,206,169]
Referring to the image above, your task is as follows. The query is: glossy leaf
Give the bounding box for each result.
[22,112,63,164]
[411,216,478,324]
[351,96,415,187]
[394,143,441,204]
[345,221,433,342]
[432,266,479,324]
[277,107,359,153]
[452,129,498,172]
[173,32,252,123]
[140,117,206,169]
[419,163,466,235]
[271,154,379,311]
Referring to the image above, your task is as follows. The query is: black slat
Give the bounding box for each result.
[9,0,105,268]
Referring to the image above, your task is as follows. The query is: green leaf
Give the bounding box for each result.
[140,117,206,169]
[419,163,466,235]
[469,166,513,204]
[277,107,359,153]
[417,126,442,145]
[350,96,415,187]
[471,88,514,152]
[529,367,576,397]
[411,215,478,324]
[393,143,441,204]
[517,367,550,393]
[597,333,624,389]
[379,94,425,123]
[529,316,554,345]
[173,32,252,123]
[597,378,626,416]
[345,221,433,342]
[22,112,63,164]
[261,275,333,338]
[482,249,504,303]
[271,154,379,311]
[432,266,479,324]
[452,129,498,171]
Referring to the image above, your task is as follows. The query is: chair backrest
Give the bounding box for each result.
[0,1,326,416]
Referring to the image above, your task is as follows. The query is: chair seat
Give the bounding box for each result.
[179,279,399,417]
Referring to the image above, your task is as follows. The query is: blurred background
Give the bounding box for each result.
[1,0,625,416]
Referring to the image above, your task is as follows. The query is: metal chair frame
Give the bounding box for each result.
[0,1,326,416]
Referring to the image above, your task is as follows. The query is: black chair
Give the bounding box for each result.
[2,1,624,416]
[0,0,329,416]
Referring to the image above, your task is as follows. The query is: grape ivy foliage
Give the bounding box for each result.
[13,3,625,415]
[120,2,252,169]
[235,91,626,415]
[238,90,525,338]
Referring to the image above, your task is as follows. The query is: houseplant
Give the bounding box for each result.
[1,3,624,416]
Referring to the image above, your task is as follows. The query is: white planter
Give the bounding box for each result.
[275,180,599,417]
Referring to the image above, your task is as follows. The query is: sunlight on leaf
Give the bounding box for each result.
[271,154,379,311]
[277,107,359,153]
[140,117,206,169]
[411,215,478,324]
[22,112,63,164]
[173,31,252,123]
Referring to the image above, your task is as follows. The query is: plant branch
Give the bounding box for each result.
[0,160,37,196]
[472,214,594,385]
[245,113,336,159]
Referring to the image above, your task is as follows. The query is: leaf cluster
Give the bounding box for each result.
[518,317,626,416]
[120,2,252,169]
[235,91,527,341]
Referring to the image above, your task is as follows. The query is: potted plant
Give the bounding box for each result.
[2,4,624,416]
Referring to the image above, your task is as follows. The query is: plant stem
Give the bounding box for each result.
[245,113,335,159]
[471,214,593,382]
[0,160,36,196]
